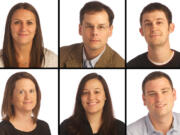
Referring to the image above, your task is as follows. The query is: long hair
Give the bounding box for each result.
[1,72,41,123]
[3,2,44,67]
[67,73,118,135]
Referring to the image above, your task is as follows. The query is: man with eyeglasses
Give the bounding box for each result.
[60,1,124,68]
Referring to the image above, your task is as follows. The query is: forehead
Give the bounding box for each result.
[84,78,104,89]
[15,78,35,88]
[11,9,36,20]
[144,77,171,91]
[142,10,168,22]
[82,10,109,25]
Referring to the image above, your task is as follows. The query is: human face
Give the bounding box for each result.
[79,10,113,53]
[143,77,176,118]
[11,9,36,46]
[140,10,174,48]
[12,78,37,114]
[81,79,106,115]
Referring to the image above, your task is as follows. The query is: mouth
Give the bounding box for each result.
[155,104,166,109]
[23,101,33,104]
[90,39,100,42]
[87,102,98,106]
[18,34,28,37]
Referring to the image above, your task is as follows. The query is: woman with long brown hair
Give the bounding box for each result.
[0,2,57,68]
[60,73,125,135]
[0,72,51,135]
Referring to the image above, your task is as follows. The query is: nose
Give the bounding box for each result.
[91,27,98,36]
[88,92,95,100]
[24,91,30,100]
[155,93,163,102]
[151,22,158,31]
[20,22,27,31]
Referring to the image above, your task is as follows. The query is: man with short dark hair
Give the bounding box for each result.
[127,3,180,68]
[60,1,124,68]
[127,71,180,135]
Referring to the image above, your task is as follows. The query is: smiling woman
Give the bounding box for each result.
[0,2,57,68]
[0,72,51,135]
[60,73,125,135]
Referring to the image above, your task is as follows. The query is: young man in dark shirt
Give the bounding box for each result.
[127,2,180,68]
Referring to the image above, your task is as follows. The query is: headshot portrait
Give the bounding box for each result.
[60,69,125,134]
[0,1,58,68]
[0,69,58,135]
[127,0,180,68]
[127,69,180,134]
[60,0,125,68]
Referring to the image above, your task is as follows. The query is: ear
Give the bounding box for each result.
[142,94,146,106]
[108,25,113,37]
[173,88,176,101]
[169,23,175,33]
[139,27,144,36]
[79,24,82,35]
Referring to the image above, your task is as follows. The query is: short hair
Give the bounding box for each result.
[142,71,173,95]
[80,1,114,26]
[3,2,44,67]
[1,72,41,123]
[140,2,172,25]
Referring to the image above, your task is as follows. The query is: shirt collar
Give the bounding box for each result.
[83,45,106,68]
[145,113,179,135]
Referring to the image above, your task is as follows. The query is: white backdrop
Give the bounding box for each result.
[127,69,180,125]
[0,69,58,135]
[60,0,125,59]
[127,0,180,62]
[0,0,58,55]
[60,69,125,124]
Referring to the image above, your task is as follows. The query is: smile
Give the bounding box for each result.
[87,102,98,106]
[155,104,166,108]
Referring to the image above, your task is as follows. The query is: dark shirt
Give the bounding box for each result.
[127,50,180,68]
[60,118,125,135]
[0,119,51,135]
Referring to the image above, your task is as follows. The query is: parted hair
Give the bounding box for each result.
[1,72,41,123]
[66,73,119,135]
[80,1,114,26]
[2,2,44,67]
[140,2,172,25]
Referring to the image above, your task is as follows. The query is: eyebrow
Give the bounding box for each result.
[146,87,171,93]
[12,18,35,21]
[143,18,165,23]
[85,22,106,26]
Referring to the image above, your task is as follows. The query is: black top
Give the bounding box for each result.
[0,119,51,135]
[60,118,125,135]
[127,50,180,68]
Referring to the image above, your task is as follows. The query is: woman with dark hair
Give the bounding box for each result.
[0,72,51,135]
[60,73,125,135]
[0,2,57,68]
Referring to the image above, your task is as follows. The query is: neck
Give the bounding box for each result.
[84,45,105,60]
[13,43,32,67]
[86,112,102,134]
[149,112,173,134]
[148,42,173,64]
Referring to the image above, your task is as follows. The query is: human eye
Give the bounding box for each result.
[157,21,163,25]
[14,21,21,25]
[85,24,93,29]
[27,21,33,25]
[19,90,24,94]
[82,90,89,95]
[145,22,151,27]
[148,92,155,96]
[29,89,34,93]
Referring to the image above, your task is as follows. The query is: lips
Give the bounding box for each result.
[155,103,166,108]
[23,101,32,104]
[18,34,28,37]
[87,102,98,106]
[90,39,100,42]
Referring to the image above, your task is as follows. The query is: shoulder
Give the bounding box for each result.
[60,43,83,53]
[113,119,125,134]
[60,118,73,135]
[43,48,58,67]
[36,119,51,134]
[127,52,148,68]
[104,45,125,67]
[173,50,180,57]
[0,120,12,135]
[127,116,147,135]
[0,49,4,67]
[37,119,50,128]
[173,112,180,124]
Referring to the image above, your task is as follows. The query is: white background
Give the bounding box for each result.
[60,0,125,59]
[0,0,58,55]
[60,69,125,124]
[127,69,180,125]
[0,69,58,135]
[127,0,180,62]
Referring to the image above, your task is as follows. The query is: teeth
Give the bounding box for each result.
[88,102,97,106]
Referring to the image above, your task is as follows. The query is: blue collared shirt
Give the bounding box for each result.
[127,113,180,135]
[82,46,106,68]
